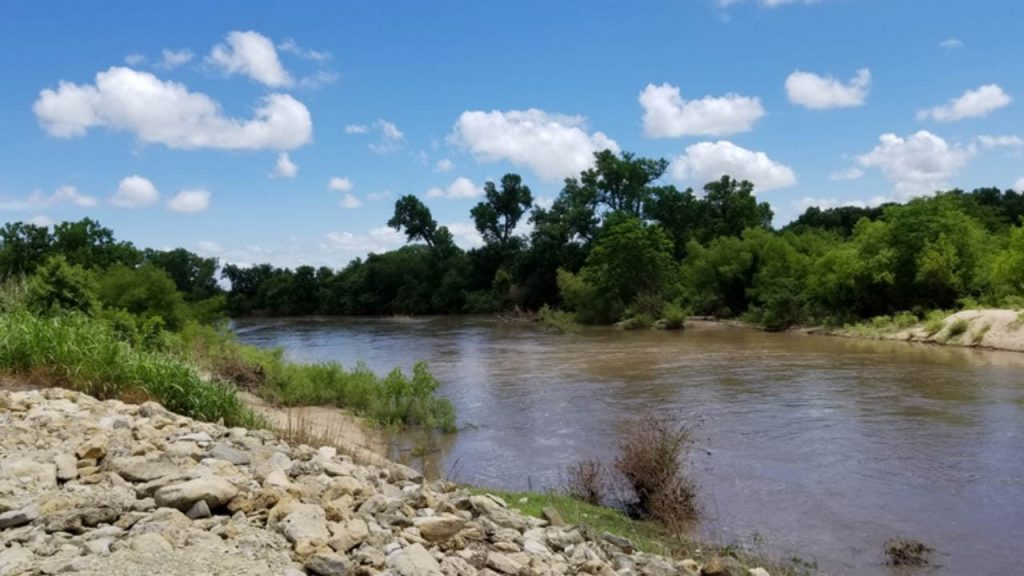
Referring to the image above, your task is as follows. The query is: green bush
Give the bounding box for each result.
[26,255,97,315]
[537,304,579,333]
[661,303,687,330]
[923,310,949,337]
[945,318,970,340]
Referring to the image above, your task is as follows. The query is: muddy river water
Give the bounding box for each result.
[234,316,1024,575]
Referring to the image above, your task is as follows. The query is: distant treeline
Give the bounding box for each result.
[3,150,1024,329]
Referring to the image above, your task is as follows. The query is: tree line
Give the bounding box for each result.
[3,149,1024,330]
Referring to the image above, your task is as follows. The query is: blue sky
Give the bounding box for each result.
[2,0,1022,268]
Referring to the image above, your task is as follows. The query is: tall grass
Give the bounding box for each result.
[0,311,259,427]
[168,323,457,432]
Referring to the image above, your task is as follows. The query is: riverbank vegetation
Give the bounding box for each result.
[0,240,456,431]
[8,150,1018,331]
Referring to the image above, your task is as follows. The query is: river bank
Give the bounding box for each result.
[0,386,789,576]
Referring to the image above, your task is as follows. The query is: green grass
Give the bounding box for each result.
[923,310,950,337]
[970,323,991,345]
[0,311,259,427]
[469,487,814,575]
[169,323,457,432]
[943,318,970,341]
[843,311,920,338]
[537,304,580,333]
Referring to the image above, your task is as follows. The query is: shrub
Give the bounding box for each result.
[25,255,97,315]
[537,304,579,333]
[614,417,697,526]
[661,303,687,330]
[620,314,655,330]
[970,322,992,345]
[565,459,605,505]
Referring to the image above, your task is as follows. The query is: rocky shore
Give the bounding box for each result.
[0,388,771,576]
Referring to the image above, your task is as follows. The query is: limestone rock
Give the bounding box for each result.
[154,476,238,511]
[388,543,444,576]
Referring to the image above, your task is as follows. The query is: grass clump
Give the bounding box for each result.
[923,310,949,337]
[970,322,992,345]
[660,303,687,330]
[884,537,932,566]
[943,318,970,341]
[0,311,258,427]
[614,417,698,529]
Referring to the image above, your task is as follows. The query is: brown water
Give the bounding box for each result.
[233,316,1024,575]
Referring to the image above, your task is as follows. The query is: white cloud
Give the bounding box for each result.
[639,83,764,137]
[1,185,98,211]
[451,108,619,181]
[339,194,362,209]
[277,38,330,61]
[196,240,223,254]
[345,124,368,134]
[425,176,482,200]
[29,215,55,228]
[829,167,864,181]
[158,49,193,70]
[1015,178,1024,191]
[917,84,1012,122]
[444,222,484,249]
[856,131,973,199]
[112,175,160,207]
[785,69,870,109]
[435,158,454,172]
[975,134,1023,150]
[716,0,820,7]
[323,226,405,255]
[167,188,211,213]
[368,120,405,154]
[297,70,338,89]
[207,30,292,87]
[794,195,888,212]
[939,38,964,50]
[124,53,146,66]
[33,66,312,150]
[367,190,393,201]
[328,177,353,192]
[272,152,298,178]
[669,140,796,191]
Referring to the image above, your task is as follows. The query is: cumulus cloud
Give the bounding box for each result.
[0,185,98,211]
[323,227,405,255]
[112,175,160,207]
[272,152,298,178]
[29,215,55,228]
[794,195,888,212]
[435,158,454,172]
[33,67,312,150]
[785,69,870,109]
[639,83,764,137]
[425,177,482,200]
[158,49,194,70]
[444,222,484,249]
[277,38,330,61]
[451,109,618,181]
[856,131,973,198]
[328,177,353,192]
[939,38,964,50]
[339,194,362,209]
[369,120,405,154]
[974,134,1023,151]
[669,141,796,191]
[917,84,1012,122]
[829,167,864,181]
[207,30,292,87]
[167,189,211,213]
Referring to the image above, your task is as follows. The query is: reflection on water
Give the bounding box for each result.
[234,316,1024,575]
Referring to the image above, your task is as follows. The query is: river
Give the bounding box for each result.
[233,316,1024,575]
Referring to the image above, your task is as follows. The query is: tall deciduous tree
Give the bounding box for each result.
[388,195,438,248]
[471,174,533,247]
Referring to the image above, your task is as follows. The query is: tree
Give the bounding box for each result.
[145,248,220,301]
[0,222,53,276]
[96,264,190,330]
[580,150,668,217]
[695,176,774,243]
[471,174,533,247]
[52,218,141,269]
[388,195,438,247]
[26,255,98,315]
